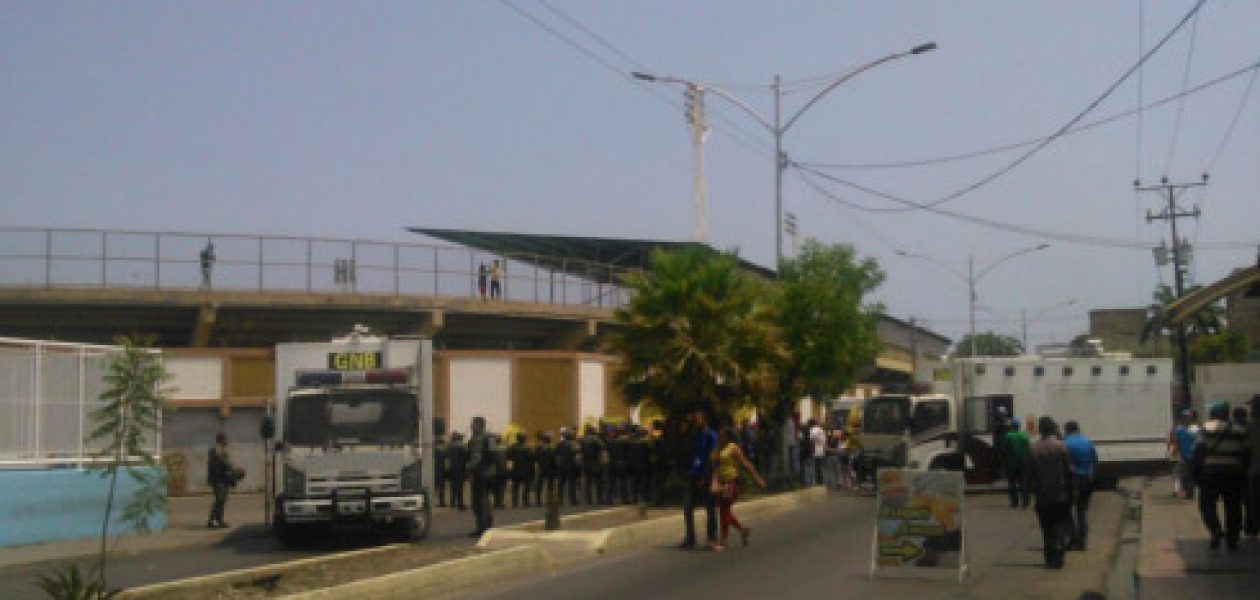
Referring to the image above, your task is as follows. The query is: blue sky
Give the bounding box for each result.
[2,1,1258,349]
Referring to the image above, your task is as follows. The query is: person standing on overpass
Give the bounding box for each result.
[199,240,216,290]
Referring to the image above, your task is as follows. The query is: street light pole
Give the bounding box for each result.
[633,42,936,274]
[968,255,976,356]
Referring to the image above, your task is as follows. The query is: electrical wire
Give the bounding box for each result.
[499,0,770,155]
[792,163,1255,250]
[794,0,1208,213]
[796,59,1260,171]
[1163,7,1202,176]
[1206,65,1259,170]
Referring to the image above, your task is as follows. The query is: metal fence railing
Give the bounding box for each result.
[0,226,633,308]
[0,337,162,468]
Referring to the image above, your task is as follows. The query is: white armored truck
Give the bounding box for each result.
[264,329,434,546]
[860,356,1173,487]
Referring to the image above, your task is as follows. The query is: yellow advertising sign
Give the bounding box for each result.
[870,468,966,581]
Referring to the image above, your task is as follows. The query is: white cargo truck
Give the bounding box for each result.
[264,329,434,546]
[860,356,1173,486]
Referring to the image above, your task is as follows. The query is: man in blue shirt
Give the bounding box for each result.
[680,408,719,550]
[1063,420,1098,550]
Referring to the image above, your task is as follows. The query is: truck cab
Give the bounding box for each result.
[267,335,433,546]
[860,394,964,473]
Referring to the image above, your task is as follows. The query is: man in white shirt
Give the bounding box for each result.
[806,419,826,486]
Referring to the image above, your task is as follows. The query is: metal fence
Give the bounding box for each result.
[0,226,632,308]
[0,337,162,467]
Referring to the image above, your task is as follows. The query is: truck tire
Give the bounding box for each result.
[273,514,305,549]
[395,505,430,543]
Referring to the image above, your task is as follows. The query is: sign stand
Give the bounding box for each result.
[868,468,967,582]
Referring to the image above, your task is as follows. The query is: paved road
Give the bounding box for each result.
[0,502,585,600]
[469,490,1122,600]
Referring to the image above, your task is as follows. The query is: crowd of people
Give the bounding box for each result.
[1167,397,1259,551]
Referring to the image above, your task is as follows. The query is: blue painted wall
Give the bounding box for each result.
[0,467,167,548]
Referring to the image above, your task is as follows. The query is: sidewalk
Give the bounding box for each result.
[0,493,268,569]
[1136,476,1260,600]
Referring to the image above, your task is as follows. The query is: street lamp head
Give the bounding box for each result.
[630,71,657,82]
[910,42,938,55]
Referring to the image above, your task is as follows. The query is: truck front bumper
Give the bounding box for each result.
[280,493,427,523]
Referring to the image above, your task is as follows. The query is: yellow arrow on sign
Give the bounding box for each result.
[878,540,922,561]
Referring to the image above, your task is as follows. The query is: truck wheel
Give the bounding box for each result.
[396,506,430,543]
[274,514,305,549]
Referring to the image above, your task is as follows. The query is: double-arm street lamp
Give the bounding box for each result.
[1021,298,1078,351]
[633,42,937,272]
[897,243,1049,355]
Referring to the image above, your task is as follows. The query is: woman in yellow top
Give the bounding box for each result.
[712,427,767,551]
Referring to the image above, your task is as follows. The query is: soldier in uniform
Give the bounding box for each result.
[434,433,448,508]
[555,428,580,505]
[534,431,557,507]
[651,420,672,506]
[580,425,606,505]
[491,433,509,509]
[447,431,468,510]
[608,425,631,504]
[467,416,496,537]
[508,432,535,508]
[630,426,654,504]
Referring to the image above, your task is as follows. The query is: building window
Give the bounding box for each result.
[1147,365,1158,375]
[1004,366,1016,377]
[1063,366,1074,377]
[1119,365,1130,376]
[975,364,986,375]
[1091,366,1102,376]
[1034,366,1045,377]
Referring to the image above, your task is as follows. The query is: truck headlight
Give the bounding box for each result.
[285,464,306,497]
[400,460,421,492]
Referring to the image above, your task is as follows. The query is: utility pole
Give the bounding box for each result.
[685,84,710,242]
[772,74,783,270]
[1137,174,1206,410]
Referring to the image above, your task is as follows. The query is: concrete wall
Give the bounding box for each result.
[162,407,265,495]
[447,358,512,436]
[0,467,166,548]
[1194,363,1260,418]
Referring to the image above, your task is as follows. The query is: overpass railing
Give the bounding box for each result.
[0,227,633,308]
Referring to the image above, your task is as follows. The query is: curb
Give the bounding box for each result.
[282,545,556,600]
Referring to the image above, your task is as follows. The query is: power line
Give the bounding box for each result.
[1207,65,1259,170]
[793,163,1256,250]
[796,59,1259,170]
[499,0,770,155]
[1163,7,1202,176]
[794,0,1208,213]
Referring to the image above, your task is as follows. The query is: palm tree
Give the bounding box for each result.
[607,247,783,423]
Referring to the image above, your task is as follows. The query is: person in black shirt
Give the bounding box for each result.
[534,431,557,506]
[508,432,535,508]
[628,426,652,504]
[447,432,469,510]
[580,425,606,505]
[206,432,239,528]
[491,433,509,509]
[434,434,448,508]
[555,428,580,505]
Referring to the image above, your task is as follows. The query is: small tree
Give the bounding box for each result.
[40,337,170,598]
[953,332,1023,357]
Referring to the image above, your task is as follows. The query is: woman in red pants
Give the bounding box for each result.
[712,427,767,551]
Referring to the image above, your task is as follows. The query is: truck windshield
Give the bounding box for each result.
[863,397,910,435]
[286,391,418,447]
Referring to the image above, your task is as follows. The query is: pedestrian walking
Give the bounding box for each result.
[434,433,449,508]
[711,427,767,551]
[447,431,469,510]
[1002,419,1033,508]
[1029,416,1074,569]
[206,432,241,528]
[807,419,826,486]
[489,259,504,299]
[1063,420,1098,550]
[199,240,216,290]
[508,432,535,508]
[579,425,606,505]
[534,431,557,507]
[679,409,719,550]
[1191,401,1249,551]
[477,262,488,300]
[1170,409,1201,499]
[467,416,496,537]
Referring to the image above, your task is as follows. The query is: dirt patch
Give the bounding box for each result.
[124,544,481,600]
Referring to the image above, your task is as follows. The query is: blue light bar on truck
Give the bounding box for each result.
[295,369,409,386]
